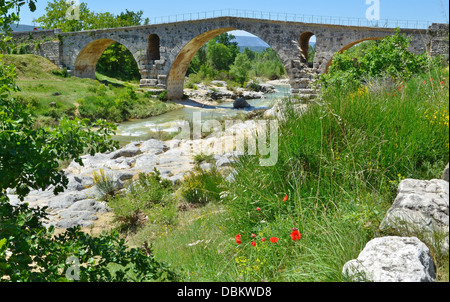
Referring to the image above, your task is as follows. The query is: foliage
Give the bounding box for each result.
[34,0,147,32]
[93,169,117,201]
[96,43,141,82]
[320,29,430,90]
[109,169,175,232]
[179,166,225,205]
[0,0,36,33]
[1,1,176,282]
[186,34,286,87]
[229,53,252,85]
[0,195,178,281]
[0,75,118,198]
[77,85,178,123]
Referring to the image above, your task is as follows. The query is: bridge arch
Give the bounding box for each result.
[74,38,140,79]
[148,34,161,61]
[166,27,288,100]
[324,37,382,73]
[299,31,315,65]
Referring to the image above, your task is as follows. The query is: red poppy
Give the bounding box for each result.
[252,234,257,238]
[261,238,266,242]
[430,78,433,81]
[440,81,445,85]
[290,228,301,241]
[270,237,279,243]
[283,195,289,202]
[251,241,256,247]
[235,235,242,245]
[423,80,426,84]
[256,207,261,211]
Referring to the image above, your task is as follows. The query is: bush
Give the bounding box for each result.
[179,166,225,205]
[158,90,168,102]
[0,195,179,282]
[93,169,117,201]
[51,67,70,78]
[109,169,175,232]
[320,29,431,91]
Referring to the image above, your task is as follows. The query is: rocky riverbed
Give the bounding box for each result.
[6,118,267,230]
[182,79,284,107]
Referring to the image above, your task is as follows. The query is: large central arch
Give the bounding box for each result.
[167,27,236,100]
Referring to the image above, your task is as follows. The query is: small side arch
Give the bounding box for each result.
[324,37,382,73]
[148,34,161,61]
[74,38,140,80]
[299,32,315,64]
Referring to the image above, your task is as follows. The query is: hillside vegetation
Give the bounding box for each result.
[3,54,181,126]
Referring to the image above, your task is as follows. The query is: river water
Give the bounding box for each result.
[113,84,290,145]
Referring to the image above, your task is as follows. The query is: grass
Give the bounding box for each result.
[109,65,448,282]
[3,54,182,125]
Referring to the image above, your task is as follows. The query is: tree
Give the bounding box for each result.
[1,1,177,282]
[206,42,235,71]
[33,0,92,32]
[206,33,239,72]
[230,53,251,85]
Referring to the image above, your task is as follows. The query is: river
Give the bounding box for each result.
[113,84,290,145]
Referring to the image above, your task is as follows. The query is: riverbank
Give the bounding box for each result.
[6,116,270,231]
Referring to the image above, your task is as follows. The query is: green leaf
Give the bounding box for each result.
[0,238,7,251]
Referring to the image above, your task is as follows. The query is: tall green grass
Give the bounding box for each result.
[124,67,449,282]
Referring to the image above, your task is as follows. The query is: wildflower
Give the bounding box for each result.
[430,78,433,81]
[290,228,301,241]
[251,241,256,247]
[261,238,266,242]
[235,235,242,245]
[270,237,279,243]
[252,234,257,238]
[441,81,445,85]
[283,195,289,202]
[423,81,426,84]
[256,207,261,211]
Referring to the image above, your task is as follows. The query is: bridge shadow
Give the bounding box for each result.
[97,79,127,89]
[170,98,268,111]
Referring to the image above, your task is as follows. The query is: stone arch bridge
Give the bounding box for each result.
[11,15,448,100]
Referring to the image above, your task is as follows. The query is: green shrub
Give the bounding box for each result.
[320,29,431,91]
[93,169,117,201]
[179,166,225,205]
[158,90,168,102]
[0,195,178,282]
[109,169,175,232]
[51,67,69,78]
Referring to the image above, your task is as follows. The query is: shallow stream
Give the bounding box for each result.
[113,84,290,145]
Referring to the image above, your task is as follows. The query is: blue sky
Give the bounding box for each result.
[17,0,450,30]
